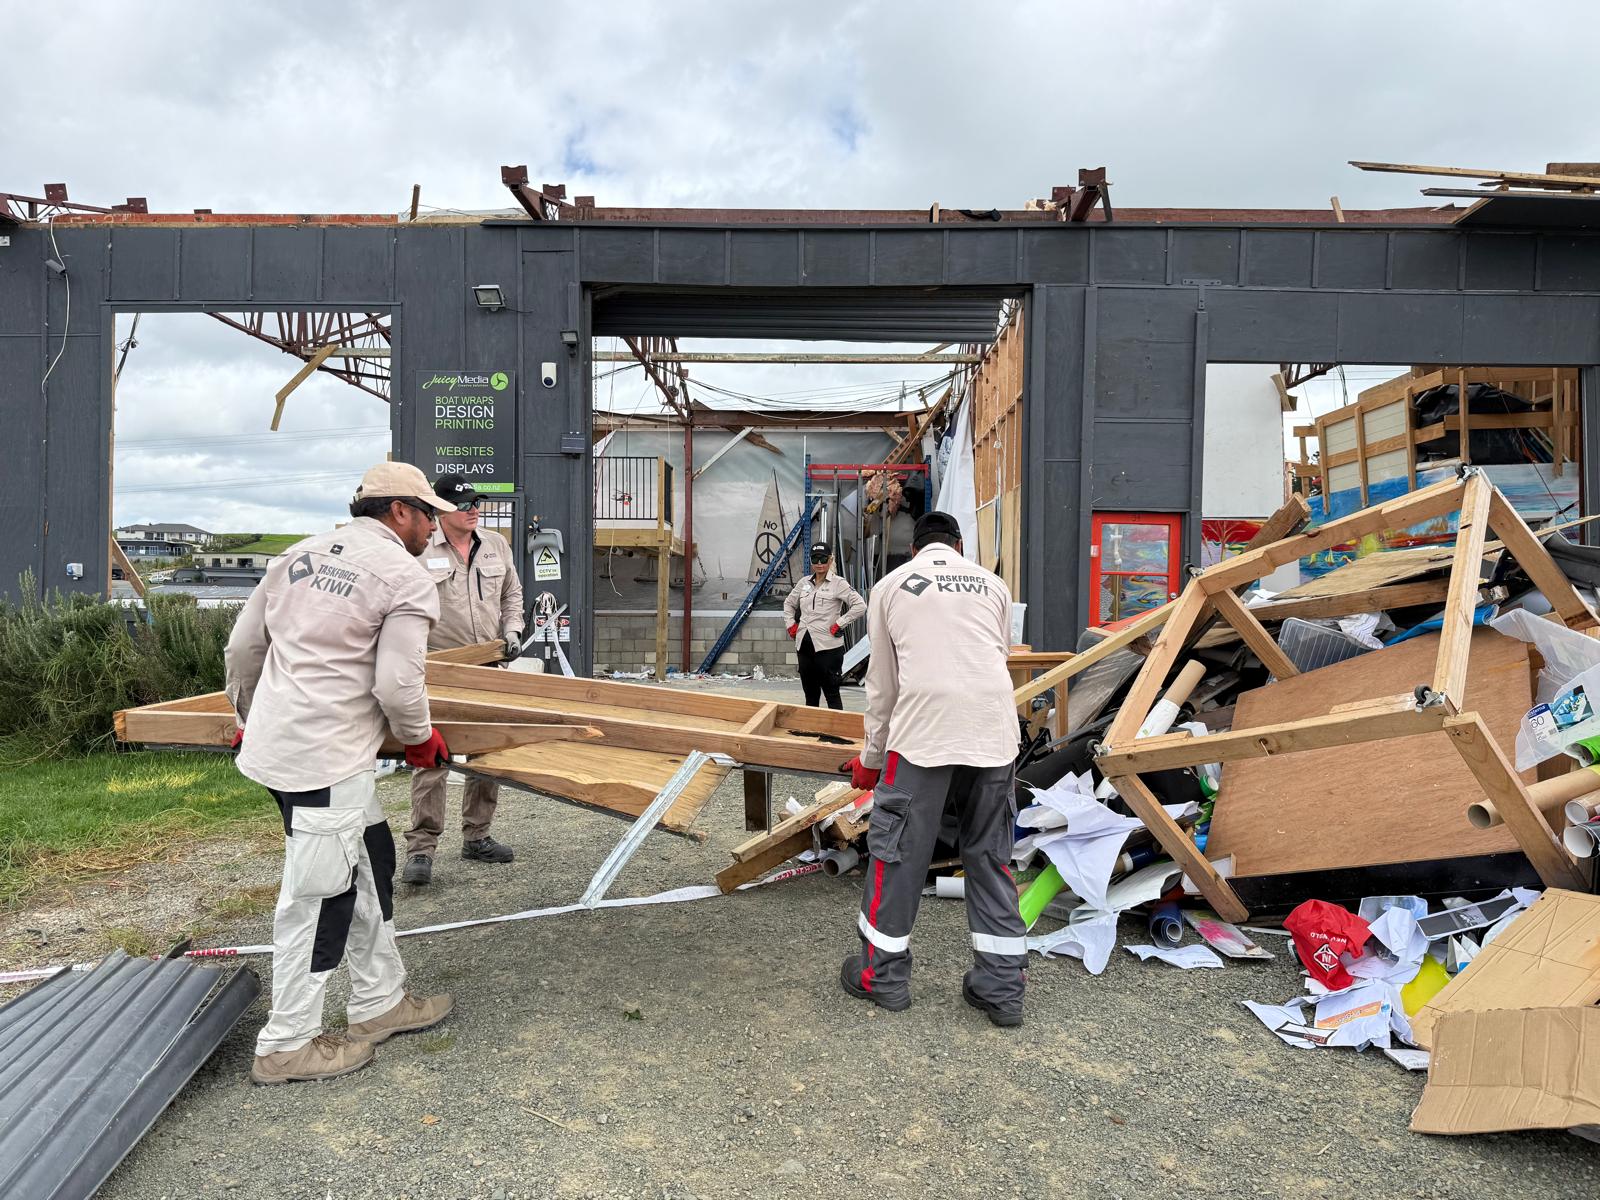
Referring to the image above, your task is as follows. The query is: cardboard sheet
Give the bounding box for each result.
[1412,889,1600,1049]
[1411,1007,1600,1135]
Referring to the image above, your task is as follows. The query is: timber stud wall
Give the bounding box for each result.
[9,219,1600,661]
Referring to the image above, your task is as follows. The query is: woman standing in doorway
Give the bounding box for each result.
[784,543,867,710]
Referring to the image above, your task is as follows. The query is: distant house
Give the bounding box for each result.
[197,534,307,573]
[114,522,213,559]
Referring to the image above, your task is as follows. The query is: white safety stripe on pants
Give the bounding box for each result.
[858,911,910,953]
[971,931,1028,956]
[255,770,406,1056]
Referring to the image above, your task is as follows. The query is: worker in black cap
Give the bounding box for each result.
[782,542,866,709]
[839,509,1027,1026]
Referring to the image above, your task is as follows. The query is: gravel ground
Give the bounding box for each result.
[7,676,1598,1199]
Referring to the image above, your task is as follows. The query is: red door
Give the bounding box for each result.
[1089,512,1183,628]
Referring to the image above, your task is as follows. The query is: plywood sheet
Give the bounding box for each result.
[468,742,730,834]
[1207,629,1531,877]
[1274,543,1490,599]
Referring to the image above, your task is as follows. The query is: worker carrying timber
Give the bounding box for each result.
[225,462,458,1085]
[839,510,1027,1027]
[401,473,525,886]
[783,542,866,709]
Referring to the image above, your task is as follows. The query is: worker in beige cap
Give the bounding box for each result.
[226,461,458,1085]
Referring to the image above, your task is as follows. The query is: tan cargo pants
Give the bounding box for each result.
[405,768,500,857]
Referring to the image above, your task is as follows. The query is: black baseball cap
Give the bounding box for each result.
[809,542,832,562]
[914,510,963,546]
[433,473,483,510]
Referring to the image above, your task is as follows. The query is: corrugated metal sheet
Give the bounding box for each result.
[0,950,259,1199]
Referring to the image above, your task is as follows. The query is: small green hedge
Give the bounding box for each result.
[0,578,239,759]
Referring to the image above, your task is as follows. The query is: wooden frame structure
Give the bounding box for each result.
[594,454,688,680]
[1309,365,1579,503]
[1093,470,1598,922]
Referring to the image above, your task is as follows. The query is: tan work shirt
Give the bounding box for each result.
[861,543,1018,770]
[417,527,525,651]
[226,517,439,792]
[783,572,867,651]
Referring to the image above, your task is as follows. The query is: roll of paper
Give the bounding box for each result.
[1148,899,1184,948]
[1562,819,1600,858]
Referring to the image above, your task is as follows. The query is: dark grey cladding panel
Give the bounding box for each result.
[1539,236,1600,292]
[946,230,1019,284]
[872,230,944,285]
[323,227,395,302]
[1172,229,1240,285]
[250,226,323,301]
[109,228,178,301]
[1021,229,1089,283]
[43,344,110,578]
[1464,294,1600,362]
[178,227,252,298]
[1035,457,1083,639]
[802,231,871,285]
[1094,289,1195,419]
[1092,229,1166,283]
[1204,290,1339,361]
[657,230,727,285]
[729,230,801,285]
[1335,292,1465,363]
[1035,286,1086,459]
[575,226,656,282]
[0,230,44,333]
[1090,420,1192,510]
[0,337,44,588]
[1315,231,1387,289]
[1464,233,1537,292]
[1242,230,1314,287]
[396,224,463,296]
[1391,231,1461,291]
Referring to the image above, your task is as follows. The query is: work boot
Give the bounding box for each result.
[838,954,911,1012]
[402,853,432,885]
[250,1033,374,1085]
[347,991,455,1044]
[962,975,1024,1028]
[461,836,514,864]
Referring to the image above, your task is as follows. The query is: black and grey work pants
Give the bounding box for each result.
[853,753,1026,1007]
[796,632,845,709]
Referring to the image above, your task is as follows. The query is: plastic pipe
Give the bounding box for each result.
[934,875,966,899]
[1018,864,1065,929]
[820,847,860,877]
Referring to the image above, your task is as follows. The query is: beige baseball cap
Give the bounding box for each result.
[353,462,455,513]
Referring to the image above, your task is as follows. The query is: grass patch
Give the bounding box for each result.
[0,749,276,907]
[218,534,307,556]
[416,1033,456,1054]
[207,883,279,921]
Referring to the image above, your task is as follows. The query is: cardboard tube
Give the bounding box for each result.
[1567,797,1600,826]
[1135,660,1209,739]
[1018,864,1065,929]
[1467,767,1600,829]
[1565,735,1600,767]
[1562,820,1600,858]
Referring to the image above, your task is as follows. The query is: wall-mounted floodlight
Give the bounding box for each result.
[472,284,506,311]
[560,329,579,353]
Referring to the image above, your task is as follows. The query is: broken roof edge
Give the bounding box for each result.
[40,205,1465,230]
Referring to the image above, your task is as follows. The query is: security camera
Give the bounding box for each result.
[541,361,558,388]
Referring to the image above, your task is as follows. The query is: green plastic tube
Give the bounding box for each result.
[1018,864,1065,929]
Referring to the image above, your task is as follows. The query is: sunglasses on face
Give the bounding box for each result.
[397,498,439,524]
[455,499,482,512]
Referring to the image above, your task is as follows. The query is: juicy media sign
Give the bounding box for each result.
[416,370,516,493]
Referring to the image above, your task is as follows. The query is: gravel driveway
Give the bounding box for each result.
[11,678,1597,1199]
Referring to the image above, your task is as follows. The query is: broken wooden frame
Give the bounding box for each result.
[1095,470,1598,923]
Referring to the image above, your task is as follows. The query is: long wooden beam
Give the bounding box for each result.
[1103,583,1213,747]
[1209,587,1298,678]
[1108,773,1248,923]
[1444,713,1588,890]
[1097,702,1448,775]
[116,710,601,756]
[1487,491,1600,630]
[1245,580,1454,623]
[1431,472,1493,707]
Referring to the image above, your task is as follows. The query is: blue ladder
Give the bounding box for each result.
[698,508,811,673]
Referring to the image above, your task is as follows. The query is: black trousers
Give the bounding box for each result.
[796,632,845,709]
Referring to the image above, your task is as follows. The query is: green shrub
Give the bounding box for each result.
[0,576,239,759]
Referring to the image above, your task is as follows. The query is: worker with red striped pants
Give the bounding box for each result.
[839,510,1027,1026]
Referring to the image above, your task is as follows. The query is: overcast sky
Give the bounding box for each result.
[10,1,1596,533]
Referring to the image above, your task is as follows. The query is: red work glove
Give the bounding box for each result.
[829,623,841,636]
[230,727,244,751]
[787,624,799,638]
[845,755,880,792]
[405,728,451,770]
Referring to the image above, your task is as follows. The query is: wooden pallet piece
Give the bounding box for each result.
[1432,471,1494,708]
[718,784,863,893]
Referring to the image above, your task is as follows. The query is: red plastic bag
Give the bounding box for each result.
[1284,899,1371,990]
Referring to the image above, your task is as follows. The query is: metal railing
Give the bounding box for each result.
[594,456,672,525]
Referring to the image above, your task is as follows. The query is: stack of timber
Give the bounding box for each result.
[117,641,865,837]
